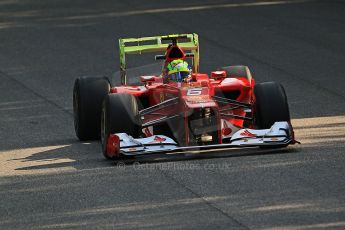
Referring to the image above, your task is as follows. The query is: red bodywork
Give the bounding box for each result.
[108,43,256,146]
[110,76,255,146]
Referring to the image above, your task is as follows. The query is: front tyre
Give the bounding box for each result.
[73,76,110,141]
[101,94,141,159]
[254,82,290,129]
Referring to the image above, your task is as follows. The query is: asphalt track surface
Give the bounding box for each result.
[0,0,344,229]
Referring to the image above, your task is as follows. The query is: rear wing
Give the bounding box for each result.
[118,33,199,85]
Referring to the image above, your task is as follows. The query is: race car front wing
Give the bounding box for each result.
[105,122,297,158]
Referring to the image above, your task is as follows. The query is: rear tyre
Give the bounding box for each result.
[73,76,110,141]
[254,82,290,129]
[101,94,141,159]
[221,65,252,82]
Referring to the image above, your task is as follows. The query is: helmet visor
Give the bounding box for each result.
[166,71,189,82]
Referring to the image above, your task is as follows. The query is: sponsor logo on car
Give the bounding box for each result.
[240,130,256,137]
[154,136,166,142]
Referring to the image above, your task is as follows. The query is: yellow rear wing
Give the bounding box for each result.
[119,33,199,85]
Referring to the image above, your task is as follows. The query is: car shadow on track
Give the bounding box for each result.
[8,139,110,173]
[12,113,345,173]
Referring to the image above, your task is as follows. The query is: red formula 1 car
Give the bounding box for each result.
[73,33,297,159]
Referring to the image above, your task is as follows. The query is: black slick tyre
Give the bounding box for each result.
[101,94,141,159]
[73,76,110,141]
[254,82,290,129]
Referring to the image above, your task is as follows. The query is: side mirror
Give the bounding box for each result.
[140,76,161,85]
[211,70,227,79]
[140,75,154,82]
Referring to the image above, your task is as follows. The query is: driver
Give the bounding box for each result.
[164,59,191,83]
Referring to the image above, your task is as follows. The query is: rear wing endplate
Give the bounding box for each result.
[118,33,199,85]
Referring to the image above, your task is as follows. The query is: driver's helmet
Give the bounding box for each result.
[165,59,191,83]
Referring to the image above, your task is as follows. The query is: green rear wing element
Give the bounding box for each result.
[118,33,199,85]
